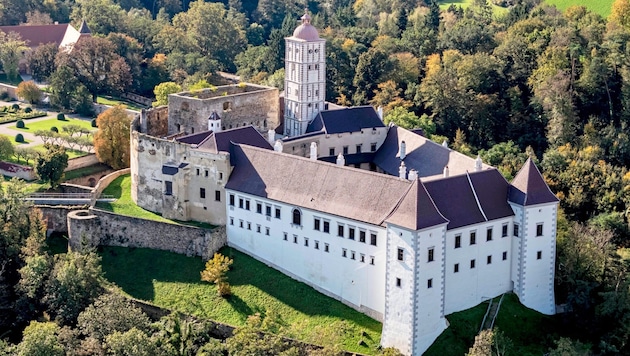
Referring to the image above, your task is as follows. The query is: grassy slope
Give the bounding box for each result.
[100,246,382,354]
[545,0,613,17]
[97,96,145,111]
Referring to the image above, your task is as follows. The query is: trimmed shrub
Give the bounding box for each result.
[24,107,32,113]
[91,119,97,128]
[11,103,20,110]
[57,113,65,121]
[15,133,24,143]
[51,126,58,133]
[16,119,24,128]
[0,91,9,101]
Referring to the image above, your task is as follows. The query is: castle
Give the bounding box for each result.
[130,12,558,355]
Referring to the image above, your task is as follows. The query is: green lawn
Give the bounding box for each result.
[544,0,613,17]
[97,96,146,112]
[439,0,509,15]
[100,246,383,354]
[0,133,31,144]
[96,174,215,229]
[63,164,111,181]
[10,117,96,133]
[426,293,558,355]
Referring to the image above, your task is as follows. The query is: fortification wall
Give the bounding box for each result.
[65,154,100,172]
[67,208,226,259]
[90,168,130,206]
[167,84,279,135]
[38,205,86,233]
[141,106,169,137]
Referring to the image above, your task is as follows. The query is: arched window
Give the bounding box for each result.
[292,208,301,226]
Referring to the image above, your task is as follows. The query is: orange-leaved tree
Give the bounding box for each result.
[201,253,233,297]
[93,105,131,170]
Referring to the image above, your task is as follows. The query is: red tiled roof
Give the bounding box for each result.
[0,24,70,47]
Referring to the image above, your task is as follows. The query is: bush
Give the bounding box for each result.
[11,103,20,110]
[51,126,58,133]
[24,107,32,113]
[57,113,65,121]
[91,119,97,128]
[15,133,24,143]
[0,91,9,101]
[16,119,24,128]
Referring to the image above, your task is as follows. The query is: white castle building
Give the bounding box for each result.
[131,11,558,355]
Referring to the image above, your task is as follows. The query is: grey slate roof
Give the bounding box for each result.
[226,144,412,226]
[424,170,514,230]
[373,126,491,180]
[306,106,385,134]
[386,179,449,230]
[508,158,559,206]
[197,126,273,154]
[176,130,214,145]
[78,20,91,34]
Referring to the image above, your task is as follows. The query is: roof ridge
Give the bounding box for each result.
[466,171,488,221]
[382,179,417,225]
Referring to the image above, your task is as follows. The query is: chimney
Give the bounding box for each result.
[310,142,317,160]
[443,165,449,178]
[268,129,275,143]
[442,140,448,148]
[336,153,345,166]
[274,140,283,152]
[377,106,384,121]
[399,162,407,179]
[475,155,483,172]
[408,169,418,181]
[399,140,406,160]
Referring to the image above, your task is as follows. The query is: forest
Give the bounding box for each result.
[1,0,630,354]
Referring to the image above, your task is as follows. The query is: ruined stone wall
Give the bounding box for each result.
[167,84,279,136]
[68,208,226,259]
[142,106,169,137]
[38,205,86,233]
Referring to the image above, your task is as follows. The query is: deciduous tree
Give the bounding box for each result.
[153,81,182,107]
[27,43,58,82]
[16,321,64,356]
[0,31,28,81]
[35,144,68,189]
[201,253,233,297]
[94,105,132,170]
[16,81,42,104]
[78,292,151,341]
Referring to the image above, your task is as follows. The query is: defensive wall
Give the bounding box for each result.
[67,208,226,259]
[90,168,130,207]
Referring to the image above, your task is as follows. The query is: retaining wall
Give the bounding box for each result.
[90,168,130,206]
[38,205,86,233]
[65,154,100,172]
[67,208,226,259]
[0,161,37,180]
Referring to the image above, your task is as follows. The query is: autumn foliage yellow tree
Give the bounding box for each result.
[200,253,233,297]
[94,105,131,170]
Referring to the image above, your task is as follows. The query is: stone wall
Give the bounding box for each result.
[67,208,226,259]
[64,168,114,187]
[59,183,93,194]
[0,161,37,180]
[91,168,130,206]
[167,84,279,136]
[0,84,17,100]
[38,205,86,233]
[140,106,169,137]
[65,154,100,172]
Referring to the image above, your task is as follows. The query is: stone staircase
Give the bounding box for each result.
[480,294,505,332]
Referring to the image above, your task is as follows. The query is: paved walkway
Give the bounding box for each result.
[0,101,94,151]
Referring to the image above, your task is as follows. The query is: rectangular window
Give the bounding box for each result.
[275,207,281,219]
[239,198,243,209]
[513,224,519,237]
[396,278,401,287]
[502,251,507,260]
[371,143,377,152]
[196,168,200,176]
[349,227,355,240]
[283,232,288,241]
[245,200,250,211]
[455,234,461,248]
[427,278,433,288]
[470,259,476,269]
[487,255,492,264]
[502,224,508,237]
[256,203,262,214]
[536,223,543,236]
[454,263,459,273]
[337,224,344,237]
[360,254,365,263]
[205,170,209,177]
[323,221,330,233]
[215,190,221,202]
[293,235,298,244]
[324,243,329,252]
[486,228,493,241]
[230,217,233,225]
[356,144,362,154]
[265,227,270,236]
[165,181,172,195]
[315,241,319,249]
[351,251,356,260]
[314,218,321,231]
[256,225,261,233]
[428,248,434,262]
[229,194,235,206]
[265,205,272,216]
[370,256,375,265]
[200,188,206,199]
[537,251,542,259]
[343,146,348,155]
[239,220,243,228]
[304,238,309,247]
[329,147,335,156]
[370,233,377,246]
[247,222,251,230]
[397,248,404,261]
[359,230,366,243]
[342,249,347,258]
[219,172,224,180]
[470,231,476,245]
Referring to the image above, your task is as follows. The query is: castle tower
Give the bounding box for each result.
[508,158,558,315]
[284,10,326,137]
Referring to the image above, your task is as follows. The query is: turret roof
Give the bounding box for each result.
[508,158,559,206]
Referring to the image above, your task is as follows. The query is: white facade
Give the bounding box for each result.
[284,13,326,137]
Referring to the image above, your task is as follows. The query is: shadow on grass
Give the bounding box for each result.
[100,245,381,334]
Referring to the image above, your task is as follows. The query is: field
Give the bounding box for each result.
[10,117,96,133]
[97,96,146,111]
[438,0,614,17]
[100,246,383,354]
